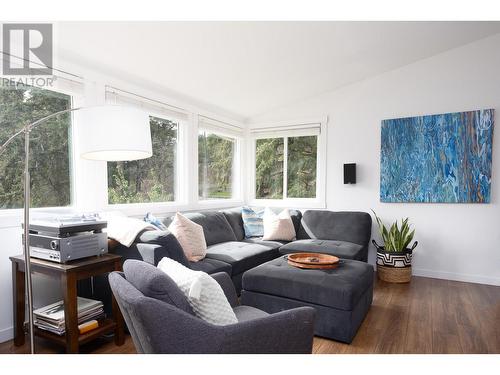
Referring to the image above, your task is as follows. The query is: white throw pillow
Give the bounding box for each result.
[157,257,238,326]
[168,212,207,262]
[262,208,296,241]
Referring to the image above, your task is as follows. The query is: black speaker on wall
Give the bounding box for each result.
[344,163,356,184]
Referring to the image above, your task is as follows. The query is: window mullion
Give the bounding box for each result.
[283,136,288,200]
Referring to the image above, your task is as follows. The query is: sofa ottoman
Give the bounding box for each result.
[240,257,374,343]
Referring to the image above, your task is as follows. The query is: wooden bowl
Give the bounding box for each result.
[287,252,340,269]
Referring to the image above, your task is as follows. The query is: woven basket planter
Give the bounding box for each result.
[372,240,417,283]
[377,264,412,283]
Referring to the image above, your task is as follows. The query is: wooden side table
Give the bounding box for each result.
[10,253,125,353]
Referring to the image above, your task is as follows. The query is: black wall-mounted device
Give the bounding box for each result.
[344,163,356,184]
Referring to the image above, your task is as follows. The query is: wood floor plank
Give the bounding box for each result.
[431,279,460,335]
[313,337,348,354]
[1,275,498,355]
[373,305,409,354]
[405,320,433,353]
[431,331,463,354]
[457,323,489,354]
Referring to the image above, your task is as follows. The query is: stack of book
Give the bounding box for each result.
[33,297,104,336]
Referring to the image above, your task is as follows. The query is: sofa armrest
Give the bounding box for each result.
[136,229,176,245]
[220,306,316,353]
[211,272,238,308]
[134,230,190,267]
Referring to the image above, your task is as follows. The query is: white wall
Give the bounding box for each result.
[250,34,500,286]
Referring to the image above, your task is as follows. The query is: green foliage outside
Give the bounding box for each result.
[255,138,284,199]
[287,136,317,198]
[0,84,71,209]
[107,116,177,204]
[198,132,234,199]
[255,136,317,199]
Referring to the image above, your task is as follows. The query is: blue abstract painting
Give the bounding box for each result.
[380,109,494,203]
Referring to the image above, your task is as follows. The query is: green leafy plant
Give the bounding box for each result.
[372,210,416,252]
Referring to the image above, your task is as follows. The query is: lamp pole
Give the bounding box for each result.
[1,107,82,354]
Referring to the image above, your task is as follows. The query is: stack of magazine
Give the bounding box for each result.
[33,297,104,336]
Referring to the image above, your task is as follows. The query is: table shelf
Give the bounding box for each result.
[11,254,124,353]
[34,318,117,347]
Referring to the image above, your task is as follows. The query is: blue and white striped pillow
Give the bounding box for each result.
[241,206,265,238]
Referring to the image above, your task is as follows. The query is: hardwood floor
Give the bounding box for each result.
[1,275,498,354]
[313,276,499,354]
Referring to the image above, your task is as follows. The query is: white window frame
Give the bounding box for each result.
[197,116,245,209]
[247,117,327,209]
[0,76,84,225]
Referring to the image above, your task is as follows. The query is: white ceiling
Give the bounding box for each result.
[55,22,500,120]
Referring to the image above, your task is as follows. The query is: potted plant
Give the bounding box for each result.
[372,210,418,283]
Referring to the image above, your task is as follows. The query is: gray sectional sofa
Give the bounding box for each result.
[92,207,375,345]
[94,208,372,324]
[112,208,371,291]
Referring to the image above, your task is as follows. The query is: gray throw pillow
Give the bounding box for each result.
[123,259,194,315]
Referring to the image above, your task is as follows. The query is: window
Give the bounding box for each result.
[255,135,318,200]
[198,130,235,199]
[0,84,72,209]
[255,138,284,199]
[287,136,317,198]
[107,116,178,204]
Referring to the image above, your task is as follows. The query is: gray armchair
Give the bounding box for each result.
[108,260,316,354]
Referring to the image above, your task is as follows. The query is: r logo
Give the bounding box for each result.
[2,23,53,75]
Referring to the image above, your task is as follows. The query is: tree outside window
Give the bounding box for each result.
[255,135,317,200]
[198,130,235,199]
[107,116,177,204]
[287,136,317,198]
[255,138,284,199]
[0,84,72,209]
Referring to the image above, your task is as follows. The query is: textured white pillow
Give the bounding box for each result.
[168,212,207,262]
[157,257,238,326]
[262,208,296,241]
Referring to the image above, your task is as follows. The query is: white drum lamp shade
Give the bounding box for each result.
[80,105,152,161]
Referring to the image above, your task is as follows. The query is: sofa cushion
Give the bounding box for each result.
[288,209,303,234]
[242,257,374,311]
[189,257,232,275]
[164,211,237,246]
[221,208,245,241]
[135,230,191,267]
[297,210,372,247]
[123,260,194,315]
[205,241,280,275]
[233,305,269,322]
[279,239,364,260]
[243,237,287,249]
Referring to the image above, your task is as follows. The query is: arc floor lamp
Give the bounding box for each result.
[0,104,152,354]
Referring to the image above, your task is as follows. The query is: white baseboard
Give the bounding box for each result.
[0,326,13,344]
[412,267,500,286]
